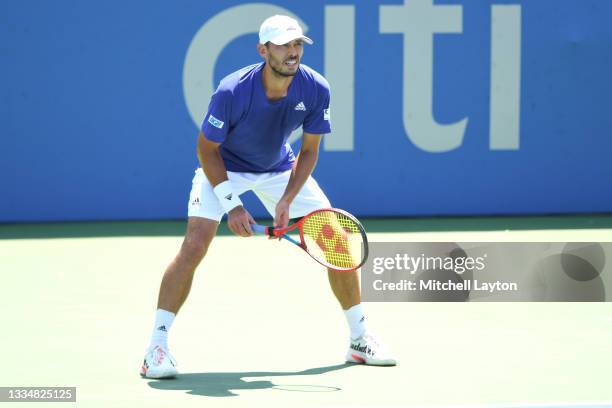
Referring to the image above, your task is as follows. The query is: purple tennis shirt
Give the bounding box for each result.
[201,62,331,173]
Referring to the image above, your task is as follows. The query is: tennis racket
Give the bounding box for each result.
[251,208,369,272]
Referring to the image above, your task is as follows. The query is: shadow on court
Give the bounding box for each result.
[145,363,354,397]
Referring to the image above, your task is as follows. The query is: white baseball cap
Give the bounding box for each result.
[258,15,313,46]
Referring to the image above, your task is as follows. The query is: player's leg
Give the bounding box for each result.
[254,171,395,365]
[157,217,218,314]
[326,269,360,310]
[141,169,227,379]
[142,217,218,379]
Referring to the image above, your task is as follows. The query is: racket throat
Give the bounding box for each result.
[281,234,302,247]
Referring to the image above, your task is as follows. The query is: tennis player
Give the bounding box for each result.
[140,15,396,379]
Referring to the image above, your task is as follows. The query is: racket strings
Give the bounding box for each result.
[302,211,363,270]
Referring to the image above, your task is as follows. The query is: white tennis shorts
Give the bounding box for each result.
[187,168,331,222]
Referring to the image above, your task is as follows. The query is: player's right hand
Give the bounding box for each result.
[227,206,255,237]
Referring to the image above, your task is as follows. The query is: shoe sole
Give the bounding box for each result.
[140,366,178,379]
[140,371,178,379]
[346,353,397,366]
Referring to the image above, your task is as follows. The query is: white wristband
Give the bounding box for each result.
[213,180,243,213]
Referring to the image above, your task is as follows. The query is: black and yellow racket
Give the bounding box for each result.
[251,208,369,272]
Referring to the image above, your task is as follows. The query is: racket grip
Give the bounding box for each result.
[251,224,270,236]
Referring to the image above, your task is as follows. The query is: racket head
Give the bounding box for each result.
[297,208,369,272]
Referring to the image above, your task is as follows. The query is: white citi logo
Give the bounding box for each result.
[183,2,522,152]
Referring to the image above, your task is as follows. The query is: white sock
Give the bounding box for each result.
[344,304,367,340]
[149,309,175,350]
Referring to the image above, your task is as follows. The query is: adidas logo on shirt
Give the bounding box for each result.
[294,101,306,111]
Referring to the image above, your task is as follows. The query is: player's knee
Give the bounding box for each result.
[181,226,214,265]
[179,236,210,266]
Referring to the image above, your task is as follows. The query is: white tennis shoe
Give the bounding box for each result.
[140,345,178,379]
[346,332,397,366]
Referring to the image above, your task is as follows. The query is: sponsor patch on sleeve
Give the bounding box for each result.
[207,114,225,129]
[323,108,330,121]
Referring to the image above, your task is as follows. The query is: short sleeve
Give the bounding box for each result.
[303,83,331,135]
[201,87,232,143]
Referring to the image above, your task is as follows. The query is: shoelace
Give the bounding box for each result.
[361,334,385,356]
[152,346,166,365]
[363,333,382,347]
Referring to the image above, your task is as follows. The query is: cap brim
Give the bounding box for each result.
[268,33,313,46]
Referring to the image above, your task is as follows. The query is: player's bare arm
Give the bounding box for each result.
[197,131,255,237]
[275,132,322,229]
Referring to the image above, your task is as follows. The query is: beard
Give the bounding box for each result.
[267,54,299,77]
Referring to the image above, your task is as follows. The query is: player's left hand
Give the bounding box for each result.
[274,199,290,232]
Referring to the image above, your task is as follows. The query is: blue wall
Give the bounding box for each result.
[2,0,611,222]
